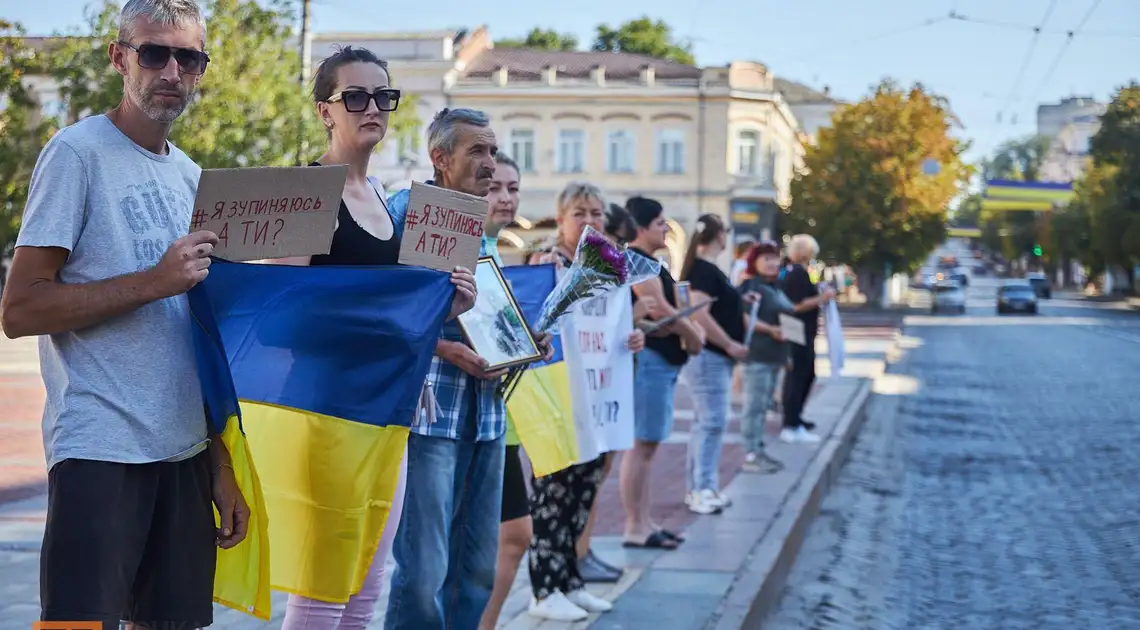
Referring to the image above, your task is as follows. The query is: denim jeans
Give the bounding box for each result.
[384,431,505,630]
[634,348,683,443]
[741,363,781,455]
[683,350,734,492]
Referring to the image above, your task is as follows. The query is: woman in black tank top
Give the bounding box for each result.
[266,46,475,628]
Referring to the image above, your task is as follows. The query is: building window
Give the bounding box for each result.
[607,130,635,173]
[510,129,536,172]
[557,129,585,173]
[656,129,685,174]
[735,130,759,175]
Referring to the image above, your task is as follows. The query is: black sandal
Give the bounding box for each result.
[622,531,679,549]
[658,529,686,543]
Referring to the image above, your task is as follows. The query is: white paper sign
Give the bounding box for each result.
[560,291,636,463]
[779,313,807,346]
[824,300,845,378]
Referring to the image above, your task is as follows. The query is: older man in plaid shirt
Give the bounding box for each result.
[384,108,551,630]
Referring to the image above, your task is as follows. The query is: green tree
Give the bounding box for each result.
[783,80,970,303]
[495,27,578,51]
[982,135,1052,182]
[49,0,420,168]
[0,21,59,255]
[591,17,695,65]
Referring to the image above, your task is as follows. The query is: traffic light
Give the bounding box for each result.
[1033,244,1043,257]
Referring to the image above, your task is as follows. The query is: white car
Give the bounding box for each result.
[931,283,966,314]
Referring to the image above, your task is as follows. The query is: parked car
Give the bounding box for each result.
[1026,272,1051,298]
[932,282,967,314]
[997,281,1038,315]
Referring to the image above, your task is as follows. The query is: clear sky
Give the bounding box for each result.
[7,0,1139,165]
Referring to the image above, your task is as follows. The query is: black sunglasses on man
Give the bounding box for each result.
[327,88,402,113]
[117,41,210,75]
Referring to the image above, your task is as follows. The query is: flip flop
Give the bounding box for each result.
[622,531,679,549]
[657,529,686,543]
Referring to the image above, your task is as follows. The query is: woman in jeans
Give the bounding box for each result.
[526,183,647,622]
[678,214,748,515]
[736,241,795,474]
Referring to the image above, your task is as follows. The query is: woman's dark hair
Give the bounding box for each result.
[680,213,727,281]
[312,46,390,103]
[605,203,638,244]
[626,196,664,229]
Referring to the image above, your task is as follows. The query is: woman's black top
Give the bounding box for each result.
[630,247,688,367]
[685,258,745,359]
[307,162,400,267]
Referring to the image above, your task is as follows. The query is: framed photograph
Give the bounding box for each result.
[458,257,545,371]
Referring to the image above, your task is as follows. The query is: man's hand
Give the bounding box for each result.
[447,266,477,321]
[437,340,507,380]
[535,331,555,362]
[626,329,646,352]
[213,463,250,550]
[148,231,218,298]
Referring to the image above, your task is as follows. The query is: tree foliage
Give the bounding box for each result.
[0,21,58,255]
[982,135,1052,182]
[495,27,578,51]
[784,80,970,284]
[591,17,695,65]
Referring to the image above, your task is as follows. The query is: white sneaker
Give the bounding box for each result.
[795,427,822,443]
[711,491,733,508]
[529,591,589,621]
[779,428,799,443]
[567,588,613,613]
[685,489,723,515]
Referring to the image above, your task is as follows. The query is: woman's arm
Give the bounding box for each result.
[689,290,745,358]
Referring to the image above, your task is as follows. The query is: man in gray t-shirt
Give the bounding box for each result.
[0,0,247,626]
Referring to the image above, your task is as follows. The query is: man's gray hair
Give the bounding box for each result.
[118,0,207,44]
[427,108,490,155]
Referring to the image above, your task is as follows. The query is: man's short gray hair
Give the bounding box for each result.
[118,0,207,45]
[427,108,490,155]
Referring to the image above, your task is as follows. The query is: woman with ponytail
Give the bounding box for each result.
[678,214,748,515]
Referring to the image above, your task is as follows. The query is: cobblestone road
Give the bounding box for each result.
[767,281,1140,630]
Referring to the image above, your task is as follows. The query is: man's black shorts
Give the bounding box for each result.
[40,451,217,628]
[501,444,530,522]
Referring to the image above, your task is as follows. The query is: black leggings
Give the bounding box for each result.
[783,342,817,429]
[528,455,606,599]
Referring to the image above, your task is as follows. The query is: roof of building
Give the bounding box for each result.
[462,47,701,81]
[774,78,836,104]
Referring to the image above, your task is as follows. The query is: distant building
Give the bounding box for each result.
[1036,97,1105,183]
[774,78,840,146]
[1036,96,1104,140]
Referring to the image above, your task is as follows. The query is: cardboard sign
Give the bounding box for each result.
[190,165,348,261]
[779,313,807,346]
[398,182,486,272]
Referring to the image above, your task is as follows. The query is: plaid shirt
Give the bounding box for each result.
[391,184,505,442]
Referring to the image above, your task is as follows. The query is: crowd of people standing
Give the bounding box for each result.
[0,0,837,627]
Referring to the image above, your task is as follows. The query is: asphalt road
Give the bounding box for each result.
[765,279,1140,630]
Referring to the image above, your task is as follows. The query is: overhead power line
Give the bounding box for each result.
[996,0,1059,125]
[1030,0,1105,102]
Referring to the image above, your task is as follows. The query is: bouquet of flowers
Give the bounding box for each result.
[498,226,660,399]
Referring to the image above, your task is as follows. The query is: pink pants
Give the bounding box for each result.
[282,450,408,630]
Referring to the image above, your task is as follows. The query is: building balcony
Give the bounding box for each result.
[730,169,778,200]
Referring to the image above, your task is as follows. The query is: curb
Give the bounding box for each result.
[707,377,874,630]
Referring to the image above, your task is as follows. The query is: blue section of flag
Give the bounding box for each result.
[502,263,562,364]
[189,258,455,427]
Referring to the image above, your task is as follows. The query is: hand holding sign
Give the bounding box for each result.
[149,230,219,297]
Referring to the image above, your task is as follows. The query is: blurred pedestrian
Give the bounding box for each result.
[779,234,836,444]
[737,241,794,473]
[678,214,748,514]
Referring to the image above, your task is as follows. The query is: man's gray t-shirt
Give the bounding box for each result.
[16,115,209,470]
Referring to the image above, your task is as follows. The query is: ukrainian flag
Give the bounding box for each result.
[189,259,455,616]
[500,264,585,477]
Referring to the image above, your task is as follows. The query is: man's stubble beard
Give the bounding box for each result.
[127,75,194,123]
